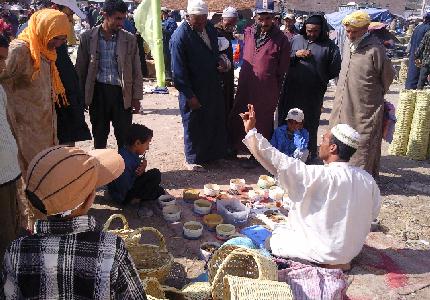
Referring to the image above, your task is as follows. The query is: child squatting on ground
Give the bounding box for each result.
[270,108,310,162]
[108,123,165,209]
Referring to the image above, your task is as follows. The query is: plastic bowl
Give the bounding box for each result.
[216,224,236,241]
[183,189,201,202]
[248,189,265,202]
[162,205,181,222]
[229,178,246,191]
[269,186,284,201]
[199,242,221,262]
[194,199,212,215]
[257,175,275,189]
[203,213,224,231]
[183,221,203,240]
[204,184,220,197]
[158,194,176,208]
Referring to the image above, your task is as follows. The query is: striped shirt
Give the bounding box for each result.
[1,215,147,299]
[0,85,20,185]
[96,30,121,86]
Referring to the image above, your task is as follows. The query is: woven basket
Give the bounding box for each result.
[223,275,293,300]
[103,214,135,242]
[209,248,278,300]
[142,277,167,299]
[125,227,174,283]
[181,282,212,300]
[406,90,430,160]
[142,277,191,300]
[389,90,416,156]
[208,245,239,283]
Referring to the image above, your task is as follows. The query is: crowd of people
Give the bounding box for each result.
[0,0,399,297]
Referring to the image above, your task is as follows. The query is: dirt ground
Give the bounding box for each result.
[77,82,430,299]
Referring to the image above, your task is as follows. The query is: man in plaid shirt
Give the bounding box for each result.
[415,29,430,89]
[1,146,147,299]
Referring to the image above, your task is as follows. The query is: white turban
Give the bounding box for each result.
[286,108,304,122]
[222,7,238,18]
[187,0,208,15]
[331,124,361,149]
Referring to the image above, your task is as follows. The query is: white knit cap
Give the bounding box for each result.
[331,124,361,149]
[187,0,209,15]
[286,108,304,122]
[222,7,238,18]
[284,13,295,20]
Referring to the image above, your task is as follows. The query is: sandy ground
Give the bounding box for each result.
[76,82,430,299]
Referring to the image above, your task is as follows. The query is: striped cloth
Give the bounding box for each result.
[276,258,348,300]
[1,215,147,299]
[0,85,20,185]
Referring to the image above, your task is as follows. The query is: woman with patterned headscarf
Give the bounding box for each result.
[0,8,69,230]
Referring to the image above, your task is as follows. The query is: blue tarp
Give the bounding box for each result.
[326,8,393,31]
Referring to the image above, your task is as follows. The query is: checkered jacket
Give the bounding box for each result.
[415,30,430,66]
[1,216,147,299]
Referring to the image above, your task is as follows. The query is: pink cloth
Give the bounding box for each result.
[276,258,348,300]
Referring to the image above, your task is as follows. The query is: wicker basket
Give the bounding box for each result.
[142,277,167,299]
[208,248,278,300]
[389,90,416,156]
[406,90,430,160]
[125,227,174,283]
[223,275,293,300]
[142,277,191,300]
[103,214,135,242]
[181,282,212,300]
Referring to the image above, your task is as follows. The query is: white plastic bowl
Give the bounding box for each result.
[269,186,284,201]
[216,224,236,241]
[194,199,212,215]
[257,175,275,189]
[229,178,246,191]
[204,184,220,197]
[158,194,176,207]
[162,205,181,222]
[248,189,264,202]
[183,221,203,239]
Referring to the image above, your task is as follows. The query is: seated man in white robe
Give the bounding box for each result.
[240,104,381,270]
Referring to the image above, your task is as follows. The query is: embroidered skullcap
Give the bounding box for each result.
[331,124,361,149]
[222,7,238,18]
[342,10,371,28]
[187,0,208,15]
[286,108,304,122]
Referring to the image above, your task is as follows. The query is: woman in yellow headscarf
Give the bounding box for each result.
[0,8,69,230]
[0,8,69,172]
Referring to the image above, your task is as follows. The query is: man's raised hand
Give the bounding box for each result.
[239,104,256,133]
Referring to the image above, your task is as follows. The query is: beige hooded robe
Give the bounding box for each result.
[329,35,395,178]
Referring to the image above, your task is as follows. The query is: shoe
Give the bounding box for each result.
[185,163,206,172]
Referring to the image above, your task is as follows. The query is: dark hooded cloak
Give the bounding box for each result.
[278,14,341,159]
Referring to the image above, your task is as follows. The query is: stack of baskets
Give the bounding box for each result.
[406,90,430,160]
[103,215,174,284]
[390,89,430,160]
[125,227,174,283]
[398,59,409,84]
[208,247,281,300]
[389,90,416,156]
